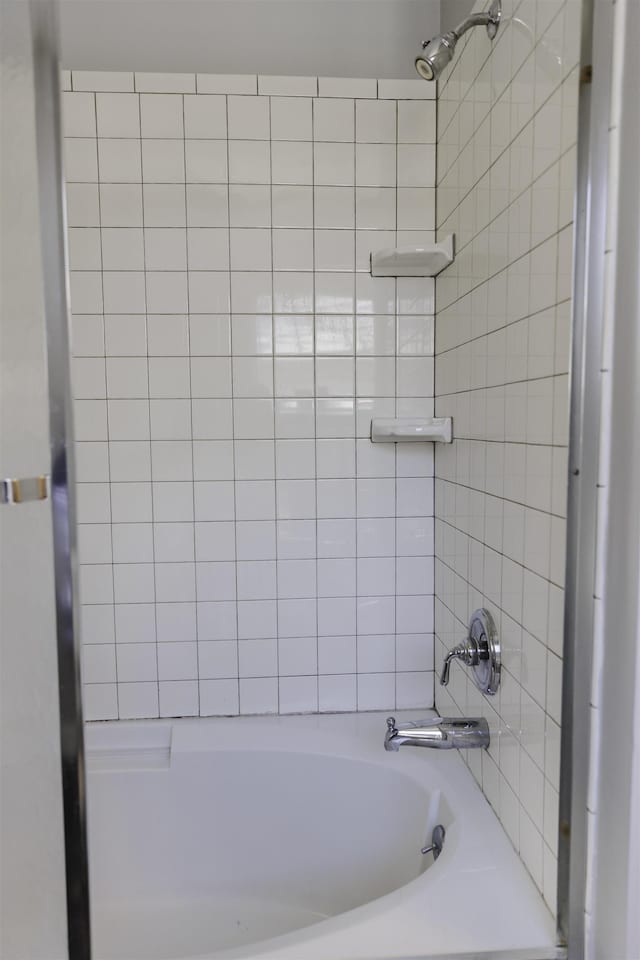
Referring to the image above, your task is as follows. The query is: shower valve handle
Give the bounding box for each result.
[439,640,481,685]
[438,609,501,695]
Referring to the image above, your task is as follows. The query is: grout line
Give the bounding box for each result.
[393,97,399,711]
[311,96,320,713]
[224,93,242,718]
[266,94,280,716]
[136,90,161,721]
[268,105,281,712]
[92,89,121,719]
[181,90,200,719]
[351,97,359,713]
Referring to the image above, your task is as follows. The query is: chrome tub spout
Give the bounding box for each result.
[384,716,490,752]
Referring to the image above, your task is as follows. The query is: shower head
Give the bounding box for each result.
[415,32,457,81]
[415,0,502,81]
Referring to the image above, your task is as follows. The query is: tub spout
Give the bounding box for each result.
[384,716,490,751]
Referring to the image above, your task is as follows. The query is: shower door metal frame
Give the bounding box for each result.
[30,3,92,958]
[25,0,615,954]
[557,0,614,955]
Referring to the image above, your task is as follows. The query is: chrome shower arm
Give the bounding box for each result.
[452,11,497,40]
[454,0,502,41]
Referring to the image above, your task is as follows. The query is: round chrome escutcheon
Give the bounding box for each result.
[469,607,501,695]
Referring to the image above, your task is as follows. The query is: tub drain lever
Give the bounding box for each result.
[421,824,445,859]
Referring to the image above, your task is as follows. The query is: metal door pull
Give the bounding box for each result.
[1,475,50,504]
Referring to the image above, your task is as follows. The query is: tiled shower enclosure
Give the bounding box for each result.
[433,0,580,914]
[64,71,438,721]
[62,0,582,922]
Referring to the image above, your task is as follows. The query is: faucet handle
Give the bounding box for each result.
[439,642,472,685]
[439,609,501,695]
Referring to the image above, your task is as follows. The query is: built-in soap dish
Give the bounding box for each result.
[370,417,453,443]
[370,235,455,277]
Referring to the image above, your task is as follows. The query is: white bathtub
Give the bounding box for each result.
[86,712,557,960]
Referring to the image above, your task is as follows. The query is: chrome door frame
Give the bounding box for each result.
[589,0,640,954]
[30,4,91,958]
[557,0,614,955]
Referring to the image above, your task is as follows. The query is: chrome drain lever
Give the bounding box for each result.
[421,824,445,859]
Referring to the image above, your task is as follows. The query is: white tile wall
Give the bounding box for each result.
[64,71,436,723]
[433,0,581,914]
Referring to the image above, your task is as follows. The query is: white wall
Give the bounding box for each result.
[59,0,440,80]
[439,0,475,33]
[63,70,438,721]
[433,0,582,914]
[0,4,68,957]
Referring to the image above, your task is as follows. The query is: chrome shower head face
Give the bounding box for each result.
[415,33,456,81]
